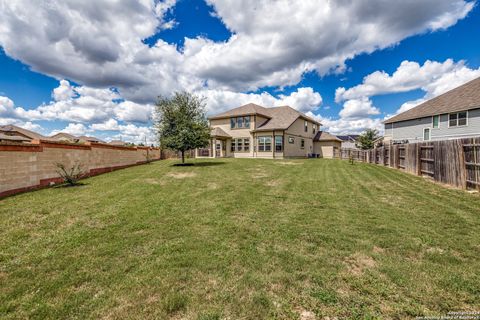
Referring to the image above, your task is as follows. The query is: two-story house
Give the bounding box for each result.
[384,77,480,143]
[196,103,324,159]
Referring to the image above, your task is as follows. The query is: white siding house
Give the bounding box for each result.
[384,77,480,143]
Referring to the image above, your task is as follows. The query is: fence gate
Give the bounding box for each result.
[464,142,480,189]
[398,146,406,170]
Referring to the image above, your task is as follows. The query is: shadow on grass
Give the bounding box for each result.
[53,182,88,188]
[172,162,226,167]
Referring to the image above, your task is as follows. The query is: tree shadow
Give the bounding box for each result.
[171,162,226,167]
[53,182,88,188]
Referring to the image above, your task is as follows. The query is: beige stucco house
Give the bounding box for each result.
[196,103,340,159]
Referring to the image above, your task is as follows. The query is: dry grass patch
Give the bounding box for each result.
[143,178,165,185]
[167,172,197,179]
[344,253,377,276]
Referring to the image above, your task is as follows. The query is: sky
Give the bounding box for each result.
[0,0,479,144]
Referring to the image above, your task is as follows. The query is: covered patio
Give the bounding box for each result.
[195,127,231,158]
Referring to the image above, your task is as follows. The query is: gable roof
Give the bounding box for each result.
[313,131,341,142]
[384,76,480,124]
[209,103,321,131]
[0,124,46,140]
[78,136,104,143]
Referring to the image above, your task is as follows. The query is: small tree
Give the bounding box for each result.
[356,129,380,150]
[154,92,210,164]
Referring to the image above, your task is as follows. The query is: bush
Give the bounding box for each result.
[55,162,84,186]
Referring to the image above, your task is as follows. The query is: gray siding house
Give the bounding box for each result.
[384,77,480,143]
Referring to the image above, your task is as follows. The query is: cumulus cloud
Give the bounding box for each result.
[0,0,474,105]
[51,123,88,136]
[339,98,380,119]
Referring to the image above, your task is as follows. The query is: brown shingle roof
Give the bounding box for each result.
[384,76,480,124]
[210,127,231,138]
[209,103,321,131]
[208,103,272,120]
[0,132,31,142]
[0,124,46,140]
[313,131,341,142]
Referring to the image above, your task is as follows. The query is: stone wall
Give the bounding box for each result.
[0,140,160,198]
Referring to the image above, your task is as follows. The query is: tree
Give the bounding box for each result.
[356,129,380,150]
[154,92,210,164]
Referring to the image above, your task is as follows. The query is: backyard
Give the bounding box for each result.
[1,158,479,319]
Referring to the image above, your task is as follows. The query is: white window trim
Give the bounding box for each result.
[423,127,431,141]
[448,110,468,128]
[432,115,440,129]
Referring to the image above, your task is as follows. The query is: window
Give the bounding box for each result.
[244,116,250,128]
[231,140,235,152]
[313,124,316,134]
[237,117,243,128]
[432,115,439,128]
[300,139,305,149]
[449,111,467,127]
[244,138,250,152]
[275,135,283,152]
[230,116,251,129]
[423,128,430,141]
[237,138,243,151]
[288,136,295,144]
[304,121,308,132]
[257,136,272,152]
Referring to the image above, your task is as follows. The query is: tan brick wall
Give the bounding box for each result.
[0,142,160,197]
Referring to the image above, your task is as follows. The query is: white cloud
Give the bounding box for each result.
[51,123,88,136]
[339,98,380,119]
[335,59,480,102]
[201,87,323,115]
[0,0,474,106]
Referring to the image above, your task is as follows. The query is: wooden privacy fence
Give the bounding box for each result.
[334,137,480,190]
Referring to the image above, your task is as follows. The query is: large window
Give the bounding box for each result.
[231,138,250,152]
[257,136,272,152]
[230,116,251,129]
[275,135,283,152]
[300,139,305,149]
[449,112,467,127]
[432,115,439,128]
[313,124,316,134]
[304,121,308,132]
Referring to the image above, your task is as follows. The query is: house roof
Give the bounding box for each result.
[209,103,321,131]
[50,132,77,140]
[0,124,46,140]
[337,135,359,142]
[313,131,342,142]
[208,103,272,120]
[78,136,104,143]
[0,132,31,142]
[210,127,231,138]
[384,76,480,124]
[108,140,126,146]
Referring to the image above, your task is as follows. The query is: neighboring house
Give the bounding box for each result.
[50,132,79,143]
[108,140,126,146]
[197,103,322,158]
[0,124,47,142]
[0,132,31,143]
[384,77,480,143]
[313,131,342,158]
[337,135,359,149]
[77,136,105,143]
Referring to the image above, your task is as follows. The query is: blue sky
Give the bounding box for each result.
[0,0,479,143]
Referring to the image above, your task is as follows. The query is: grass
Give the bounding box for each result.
[1,158,479,319]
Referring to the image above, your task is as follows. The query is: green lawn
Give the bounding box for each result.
[1,159,479,319]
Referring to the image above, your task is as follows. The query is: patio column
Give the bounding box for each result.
[213,138,217,158]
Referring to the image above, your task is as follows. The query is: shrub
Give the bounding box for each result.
[55,162,84,186]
